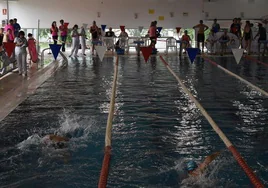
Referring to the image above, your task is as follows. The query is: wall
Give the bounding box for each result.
[0,0,203,29]
[0,0,267,29]
[203,0,268,20]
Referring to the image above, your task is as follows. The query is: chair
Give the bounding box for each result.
[126,37,140,53]
[117,37,128,50]
[101,37,115,53]
[166,37,177,54]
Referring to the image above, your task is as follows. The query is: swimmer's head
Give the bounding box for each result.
[184,30,188,34]
[186,160,198,172]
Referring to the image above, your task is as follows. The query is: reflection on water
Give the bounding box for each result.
[0,56,267,187]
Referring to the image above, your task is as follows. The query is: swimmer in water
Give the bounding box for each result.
[186,152,220,176]
[42,134,70,149]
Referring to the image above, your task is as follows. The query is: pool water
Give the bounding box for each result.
[0,55,267,187]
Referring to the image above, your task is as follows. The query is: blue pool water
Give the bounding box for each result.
[0,55,267,187]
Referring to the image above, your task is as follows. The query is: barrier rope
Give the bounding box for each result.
[98,56,119,188]
[244,55,268,67]
[159,55,264,188]
[203,56,268,97]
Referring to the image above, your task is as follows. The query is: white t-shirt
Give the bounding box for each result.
[14,37,27,54]
[207,34,217,42]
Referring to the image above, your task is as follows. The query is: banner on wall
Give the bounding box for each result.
[148,9,155,14]
[158,16,164,21]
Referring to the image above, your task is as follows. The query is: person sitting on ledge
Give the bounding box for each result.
[219,30,230,56]
[180,30,191,55]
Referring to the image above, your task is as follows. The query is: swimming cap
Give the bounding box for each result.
[187,161,198,171]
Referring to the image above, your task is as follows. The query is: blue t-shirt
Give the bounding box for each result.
[13,23,21,36]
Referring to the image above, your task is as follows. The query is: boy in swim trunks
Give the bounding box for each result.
[187,152,220,176]
[193,20,209,53]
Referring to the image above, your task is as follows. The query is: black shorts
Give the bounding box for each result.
[197,33,205,43]
[150,37,157,44]
[244,33,251,41]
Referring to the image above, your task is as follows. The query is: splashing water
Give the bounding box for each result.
[16,109,98,153]
[178,151,236,187]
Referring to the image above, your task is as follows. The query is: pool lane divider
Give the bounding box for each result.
[159,56,264,188]
[203,56,268,97]
[98,56,119,188]
[244,55,268,67]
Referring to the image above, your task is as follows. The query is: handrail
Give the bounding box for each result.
[40,47,68,67]
[0,50,16,78]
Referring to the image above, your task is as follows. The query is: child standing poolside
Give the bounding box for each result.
[14,31,28,76]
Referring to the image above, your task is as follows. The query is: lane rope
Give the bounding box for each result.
[98,56,119,188]
[159,55,264,188]
[203,56,268,97]
[244,55,268,67]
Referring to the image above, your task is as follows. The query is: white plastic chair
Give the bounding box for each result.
[166,37,177,54]
[101,37,115,53]
[127,37,140,53]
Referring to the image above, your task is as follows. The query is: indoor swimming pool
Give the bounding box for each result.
[0,55,267,187]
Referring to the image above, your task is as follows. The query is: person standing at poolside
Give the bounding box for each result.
[4,19,15,42]
[50,21,59,45]
[13,18,21,37]
[80,26,87,56]
[14,31,28,76]
[90,21,99,55]
[212,19,220,33]
[69,25,80,57]
[148,21,157,49]
[193,20,209,53]
[254,23,268,56]
[59,19,68,52]
[243,21,253,55]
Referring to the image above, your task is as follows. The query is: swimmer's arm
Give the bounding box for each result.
[204,25,209,31]
[196,152,220,173]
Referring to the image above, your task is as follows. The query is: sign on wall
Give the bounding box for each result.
[2,9,7,15]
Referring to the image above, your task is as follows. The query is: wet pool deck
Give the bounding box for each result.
[0,60,64,123]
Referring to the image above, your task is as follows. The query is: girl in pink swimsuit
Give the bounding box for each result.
[50,21,59,45]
